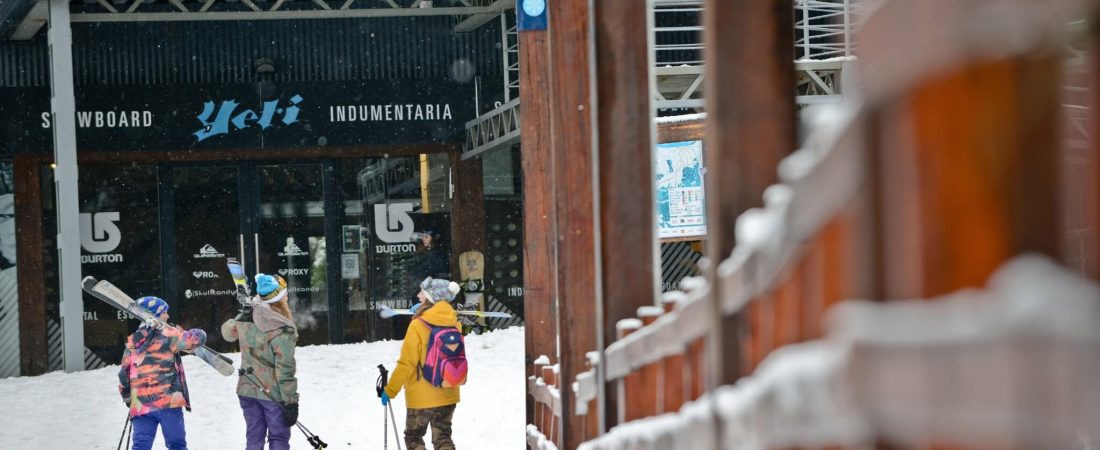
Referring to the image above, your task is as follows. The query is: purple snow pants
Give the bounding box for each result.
[239,395,291,450]
[131,408,187,450]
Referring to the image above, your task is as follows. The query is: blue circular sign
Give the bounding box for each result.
[523,0,546,17]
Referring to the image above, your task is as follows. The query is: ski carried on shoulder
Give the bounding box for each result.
[226,258,252,306]
[378,305,513,320]
[81,276,236,376]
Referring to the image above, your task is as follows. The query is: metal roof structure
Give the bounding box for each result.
[1,0,513,40]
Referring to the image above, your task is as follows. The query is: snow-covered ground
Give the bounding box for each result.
[0,327,525,449]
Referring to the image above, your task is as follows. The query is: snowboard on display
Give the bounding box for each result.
[81,276,236,376]
[378,305,513,320]
[458,250,487,325]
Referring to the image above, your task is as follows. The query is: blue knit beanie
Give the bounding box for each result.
[136,296,169,317]
[255,274,288,303]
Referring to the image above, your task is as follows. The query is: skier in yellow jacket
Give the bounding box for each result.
[383,277,463,450]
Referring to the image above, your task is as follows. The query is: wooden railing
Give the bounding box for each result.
[519,0,1100,448]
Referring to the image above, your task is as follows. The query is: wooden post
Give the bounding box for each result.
[614,319,643,425]
[875,57,1063,298]
[14,155,48,376]
[519,10,559,431]
[661,296,686,412]
[1088,37,1100,282]
[627,307,662,420]
[703,0,797,386]
[686,338,706,400]
[774,270,802,349]
[547,0,600,447]
[593,0,658,433]
[450,155,486,269]
[861,1,1064,299]
[543,365,559,447]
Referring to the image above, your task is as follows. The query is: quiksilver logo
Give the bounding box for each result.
[194,244,225,259]
[278,237,309,257]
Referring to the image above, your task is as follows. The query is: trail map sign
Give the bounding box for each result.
[655,140,706,239]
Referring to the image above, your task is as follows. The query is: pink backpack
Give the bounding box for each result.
[417,318,468,388]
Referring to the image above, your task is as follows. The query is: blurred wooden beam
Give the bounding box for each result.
[593,0,658,432]
[862,1,1064,298]
[702,0,796,386]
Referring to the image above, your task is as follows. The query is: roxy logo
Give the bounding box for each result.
[374,203,415,243]
[80,212,124,264]
[279,268,309,276]
[193,94,303,142]
[192,271,219,279]
[193,244,225,259]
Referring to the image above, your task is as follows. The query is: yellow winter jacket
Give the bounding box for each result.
[384,301,462,409]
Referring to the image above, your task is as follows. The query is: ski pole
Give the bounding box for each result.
[376,365,389,450]
[377,365,403,450]
[387,402,402,450]
[239,368,328,449]
[116,414,132,450]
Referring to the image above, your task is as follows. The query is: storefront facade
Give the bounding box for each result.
[0,17,526,375]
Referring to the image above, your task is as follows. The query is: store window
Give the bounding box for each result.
[337,155,452,342]
[42,164,162,367]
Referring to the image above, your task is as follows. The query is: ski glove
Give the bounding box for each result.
[381,392,390,406]
[141,317,162,329]
[409,302,421,315]
[282,402,299,427]
[183,328,208,347]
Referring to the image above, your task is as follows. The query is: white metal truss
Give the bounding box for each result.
[794,0,860,60]
[501,9,519,102]
[64,0,514,27]
[463,97,519,160]
[795,58,852,104]
[653,0,704,112]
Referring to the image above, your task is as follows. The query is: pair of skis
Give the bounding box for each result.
[81,276,236,376]
[81,257,253,376]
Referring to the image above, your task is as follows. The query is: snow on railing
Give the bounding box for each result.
[527,424,560,450]
[830,255,1100,449]
[579,255,1100,449]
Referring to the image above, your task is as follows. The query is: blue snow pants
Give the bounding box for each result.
[131,407,188,450]
[239,395,292,450]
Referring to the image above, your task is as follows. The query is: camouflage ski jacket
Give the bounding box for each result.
[221,306,299,404]
[118,325,206,417]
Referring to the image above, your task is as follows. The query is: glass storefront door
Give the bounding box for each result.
[253,164,329,345]
[169,166,246,350]
[166,162,330,351]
